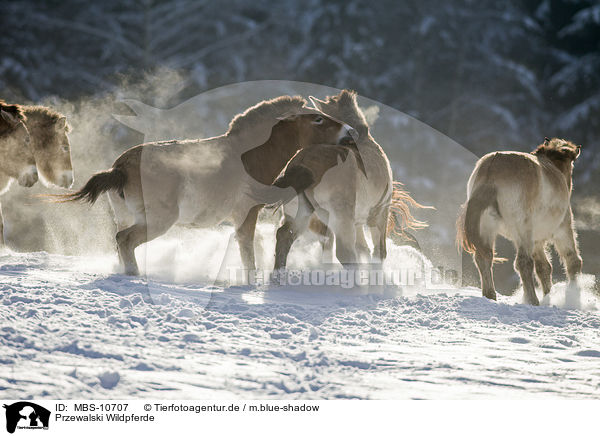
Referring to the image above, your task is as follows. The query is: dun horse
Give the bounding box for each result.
[0,102,74,246]
[252,90,428,269]
[457,138,582,305]
[58,96,353,275]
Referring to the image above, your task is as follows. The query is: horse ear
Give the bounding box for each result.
[0,109,18,126]
[55,116,67,131]
[338,89,358,106]
[309,96,327,110]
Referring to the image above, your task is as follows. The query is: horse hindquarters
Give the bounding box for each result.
[108,191,135,232]
[114,173,180,276]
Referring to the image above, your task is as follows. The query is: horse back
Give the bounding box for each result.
[470,151,571,240]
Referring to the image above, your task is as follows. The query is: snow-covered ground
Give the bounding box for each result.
[1,226,599,400]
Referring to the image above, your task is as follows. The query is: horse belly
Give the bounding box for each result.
[177,191,232,227]
[496,184,568,244]
[177,178,239,227]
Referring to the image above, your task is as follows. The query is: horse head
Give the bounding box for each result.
[0,101,36,187]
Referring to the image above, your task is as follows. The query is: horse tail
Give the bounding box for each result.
[386,181,432,237]
[457,184,497,254]
[51,167,127,204]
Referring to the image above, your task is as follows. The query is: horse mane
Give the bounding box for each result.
[0,99,26,122]
[532,137,580,162]
[23,105,70,131]
[226,95,306,136]
[323,89,369,132]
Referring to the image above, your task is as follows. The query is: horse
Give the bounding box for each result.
[250,90,428,270]
[254,150,428,270]
[0,100,34,245]
[0,102,74,246]
[57,96,354,276]
[457,138,582,305]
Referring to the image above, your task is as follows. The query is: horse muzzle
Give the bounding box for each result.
[337,124,358,146]
[17,165,39,187]
[58,171,74,188]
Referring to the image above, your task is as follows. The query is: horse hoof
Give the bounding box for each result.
[124,268,140,276]
[482,290,497,300]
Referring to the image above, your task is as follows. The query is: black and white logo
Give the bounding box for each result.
[3,402,50,434]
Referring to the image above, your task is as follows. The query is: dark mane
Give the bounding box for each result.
[0,99,26,122]
[227,95,306,136]
[532,137,580,162]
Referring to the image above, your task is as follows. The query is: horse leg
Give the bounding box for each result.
[308,215,334,264]
[116,223,144,276]
[274,194,313,271]
[474,246,496,300]
[369,209,388,264]
[355,225,371,262]
[330,216,358,267]
[116,210,178,276]
[553,210,582,282]
[234,205,261,271]
[0,202,4,246]
[515,245,539,306]
[533,242,552,295]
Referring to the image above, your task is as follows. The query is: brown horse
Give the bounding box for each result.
[58,96,353,275]
[457,138,582,305]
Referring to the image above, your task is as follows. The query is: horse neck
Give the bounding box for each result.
[22,116,46,153]
[542,156,574,193]
[555,157,574,184]
[241,124,301,185]
[563,165,574,192]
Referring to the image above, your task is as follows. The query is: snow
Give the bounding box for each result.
[1,226,599,400]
